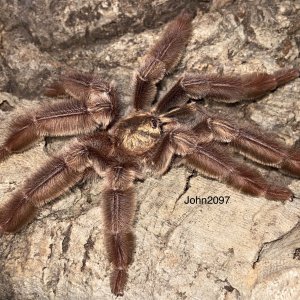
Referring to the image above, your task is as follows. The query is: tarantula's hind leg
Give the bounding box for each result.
[163,104,300,178]
[148,127,293,201]
[164,126,293,202]
[194,111,300,177]
[184,143,293,202]
[0,141,92,233]
[102,162,139,296]
[104,188,135,296]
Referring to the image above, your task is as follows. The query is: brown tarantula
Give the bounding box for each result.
[0,11,299,296]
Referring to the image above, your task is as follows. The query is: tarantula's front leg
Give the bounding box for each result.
[133,11,192,110]
[155,68,299,113]
[0,132,112,233]
[0,76,118,163]
[101,160,140,296]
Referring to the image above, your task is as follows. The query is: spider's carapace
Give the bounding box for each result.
[113,113,163,154]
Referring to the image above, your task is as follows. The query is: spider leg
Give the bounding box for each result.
[101,161,139,296]
[0,141,92,233]
[177,128,293,201]
[184,142,293,201]
[147,132,175,175]
[155,68,299,113]
[150,127,292,201]
[204,117,300,177]
[44,72,113,101]
[162,103,300,177]
[0,132,114,233]
[0,78,118,163]
[133,11,193,110]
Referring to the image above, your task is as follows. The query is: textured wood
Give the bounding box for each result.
[0,0,300,299]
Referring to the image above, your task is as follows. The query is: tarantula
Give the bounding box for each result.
[0,11,299,296]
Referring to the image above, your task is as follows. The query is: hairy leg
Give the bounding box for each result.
[44,72,117,102]
[0,142,91,233]
[155,68,299,113]
[0,132,113,233]
[154,127,293,201]
[102,162,139,296]
[161,103,300,177]
[185,143,293,201]
[203,117,300,177]
[0,76,118,163]
[133,10,193,110]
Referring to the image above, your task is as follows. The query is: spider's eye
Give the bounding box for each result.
[150,118,158,128]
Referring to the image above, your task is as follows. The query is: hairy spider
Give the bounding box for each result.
[0,11,299,296]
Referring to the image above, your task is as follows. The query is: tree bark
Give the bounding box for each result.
[0,0,300,299]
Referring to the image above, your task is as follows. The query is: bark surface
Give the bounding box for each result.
[0,0,300,299]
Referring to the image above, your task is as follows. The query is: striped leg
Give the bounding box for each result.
[205,117,300,177]
[155,68,299,113]
[0,132,113,233]
[161,103,300,177]
[102,163,138,296]
[133,11,192,110]
[0,141,91,233]
[185,143,293,201]
[157,127,294,201]
[0,74,118,163]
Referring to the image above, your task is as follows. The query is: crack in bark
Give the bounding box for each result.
[1,1,207,54]
[48,243,53,260]
[171,170,197,213]
[162,169,199,246]
[252,220,300,268]
[81,233,95,272]
[201,264,241,298]
[61,223,72,254]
